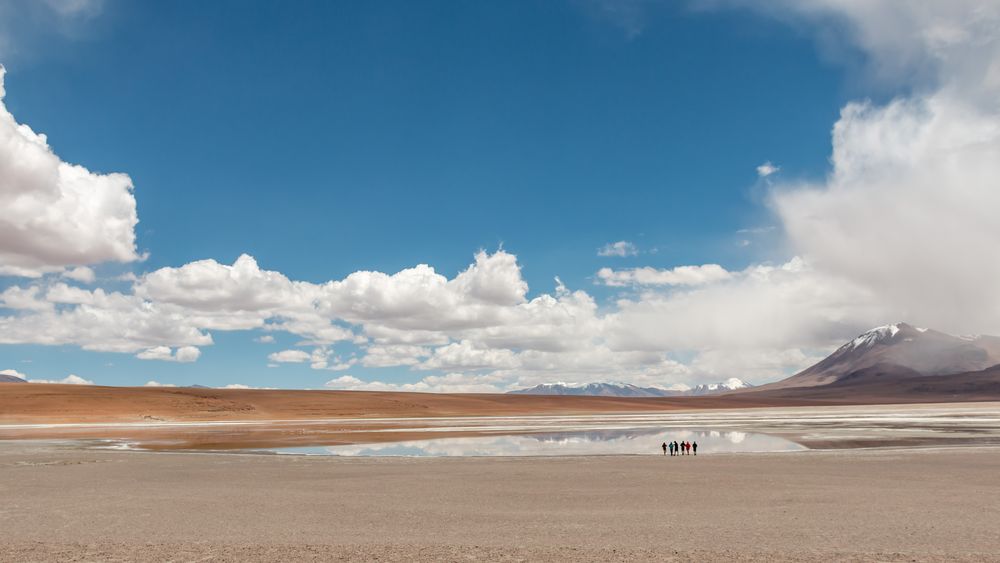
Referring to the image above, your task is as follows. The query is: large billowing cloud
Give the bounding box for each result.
[0,67,140,278]
[714,1,1000,336]
[774,94,1000,335]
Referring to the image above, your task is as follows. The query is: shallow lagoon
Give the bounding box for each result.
[6,403,1000,455]
[264,427,806,456]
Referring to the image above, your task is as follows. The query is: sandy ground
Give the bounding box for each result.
[2,442,1000,562]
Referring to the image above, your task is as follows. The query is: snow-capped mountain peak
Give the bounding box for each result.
[689,377,752,395]
[847,323,903,350]
[721,377,749,389]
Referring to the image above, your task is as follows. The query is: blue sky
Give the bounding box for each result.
[11,1,844,277]
[2,1,997,391]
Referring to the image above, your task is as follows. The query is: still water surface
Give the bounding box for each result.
[263,428,805,457]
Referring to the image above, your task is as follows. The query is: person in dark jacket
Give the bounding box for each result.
[692,441,698,455]
[662,442,668,455]
[673,441,680,456]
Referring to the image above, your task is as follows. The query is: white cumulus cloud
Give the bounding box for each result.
[597,264,732,287]
[756,161,780,177]
[267,349,311,363]
[28,373,94,385]
[135,345,201,363]
[0,67,140,278]
[597,241,639,257]
[325,372,508,394]
[62,266,96,284]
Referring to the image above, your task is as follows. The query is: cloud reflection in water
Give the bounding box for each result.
[266,428,805,457]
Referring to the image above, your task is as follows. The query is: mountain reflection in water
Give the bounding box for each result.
[263,428,805,457]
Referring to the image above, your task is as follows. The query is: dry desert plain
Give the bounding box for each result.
[2,384,1000,562]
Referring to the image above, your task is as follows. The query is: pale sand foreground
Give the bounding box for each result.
[2,443,999,561]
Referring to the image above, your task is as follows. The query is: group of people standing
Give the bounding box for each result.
[661,440,696,456]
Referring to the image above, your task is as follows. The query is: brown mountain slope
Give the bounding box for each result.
[745,363,1000,403]
[765,322,1000,389]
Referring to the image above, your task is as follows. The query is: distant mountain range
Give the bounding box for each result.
[509,378,752,397]
[6,322,1000,402]
[508,322,1000,401]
